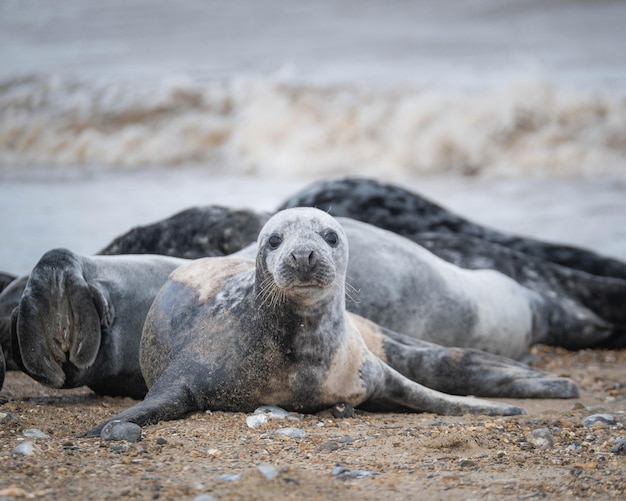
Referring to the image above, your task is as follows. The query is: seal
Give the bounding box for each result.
[337,218,622,357]
[278,176,626,280]
[0,274,27,371]
[99,205,270,258]
[83,208,579,436]
[11,249,186,398]
[0,205,268,383]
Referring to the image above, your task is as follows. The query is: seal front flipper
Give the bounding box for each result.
[82,372,199,437]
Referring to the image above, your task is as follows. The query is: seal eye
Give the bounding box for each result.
[268,234,282,250]
[324,231,339,247]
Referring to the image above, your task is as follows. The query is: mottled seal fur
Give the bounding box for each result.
[278,176,626,280]
[11,249,185,398]
[83,208,580,436]
[99,205,270,258]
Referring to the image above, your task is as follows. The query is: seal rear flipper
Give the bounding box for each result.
[366,363,525,416]
[81,374,199,437]
[380,334,578,399]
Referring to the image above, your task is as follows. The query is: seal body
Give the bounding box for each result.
[11,249,186,398]
[337,219,619,358]
[278,176,626,279]
[99,205,270,258]
[84,208,579,436]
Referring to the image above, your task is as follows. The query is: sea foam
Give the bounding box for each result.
[1,75,624,178]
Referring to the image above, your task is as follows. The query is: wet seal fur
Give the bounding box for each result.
[83,208,578,436]
[278,176,626,279]
[11,249,185,398]
[279,177,626,349]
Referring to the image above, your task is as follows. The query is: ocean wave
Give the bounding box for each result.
[1,74,625,178]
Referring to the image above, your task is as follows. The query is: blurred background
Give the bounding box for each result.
[1,0,625,274]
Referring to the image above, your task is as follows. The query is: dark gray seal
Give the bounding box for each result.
[83,208,579,436]
[0,275,27,372]
[99,205,270,258]
[11,249,185,398]
[278,176,626,279]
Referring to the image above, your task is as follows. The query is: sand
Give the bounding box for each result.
[0,345,624,500]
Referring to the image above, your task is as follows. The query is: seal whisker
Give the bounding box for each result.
[344,278,361,304]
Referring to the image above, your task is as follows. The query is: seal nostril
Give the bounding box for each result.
[308,250,315,265]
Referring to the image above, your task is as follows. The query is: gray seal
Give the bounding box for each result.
[338,219,619,359]
[83,208,579,436]
[278,176,626,279]
[11,249,185,398]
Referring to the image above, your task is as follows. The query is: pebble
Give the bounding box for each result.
[218,473,242,482]
[256,464,279,480]
[317,441,339,452]
[193,495,216,501]
[332,465,377,479]
[100,420,142,442]
[338,436,355,444]
[610,438,626,455]
[23,429,50,439]
[582,414,616,428]
[331,403,354,419]
[273,427,306,439]
[254,406,293,419]
[458,458,477,468]
[247,406,302,429]
[0,411,17,424]
[246,414,269,429]
[529,428,554,450]
[13,441,38,456]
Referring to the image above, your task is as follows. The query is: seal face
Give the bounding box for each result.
[85,207,564,437]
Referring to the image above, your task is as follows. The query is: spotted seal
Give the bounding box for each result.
[83,208,581,436]
[277,176,626,279]
[11,249,186,398]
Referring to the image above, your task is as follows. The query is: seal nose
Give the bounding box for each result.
[290,247,317,268]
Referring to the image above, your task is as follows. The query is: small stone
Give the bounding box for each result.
[254,406,291,419]
[23,429,50,439]
[338,436,355,444]
[100,420,142,442]
[611,438,626,455]
[332,465,377,479]
[273,427,306,439]
[218,473,242,482]
[458,458,476,468]
[156,437,167,445]
[582,414,616,428]
[331,403,354,419]
[256,464,279,480]
[0,411,17,424]
[62,441,79,451]
[13,441,38,456]
[193,495,216,501]
[529,428,554,450]
[246,414,269,429]
[317,441,339,452]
